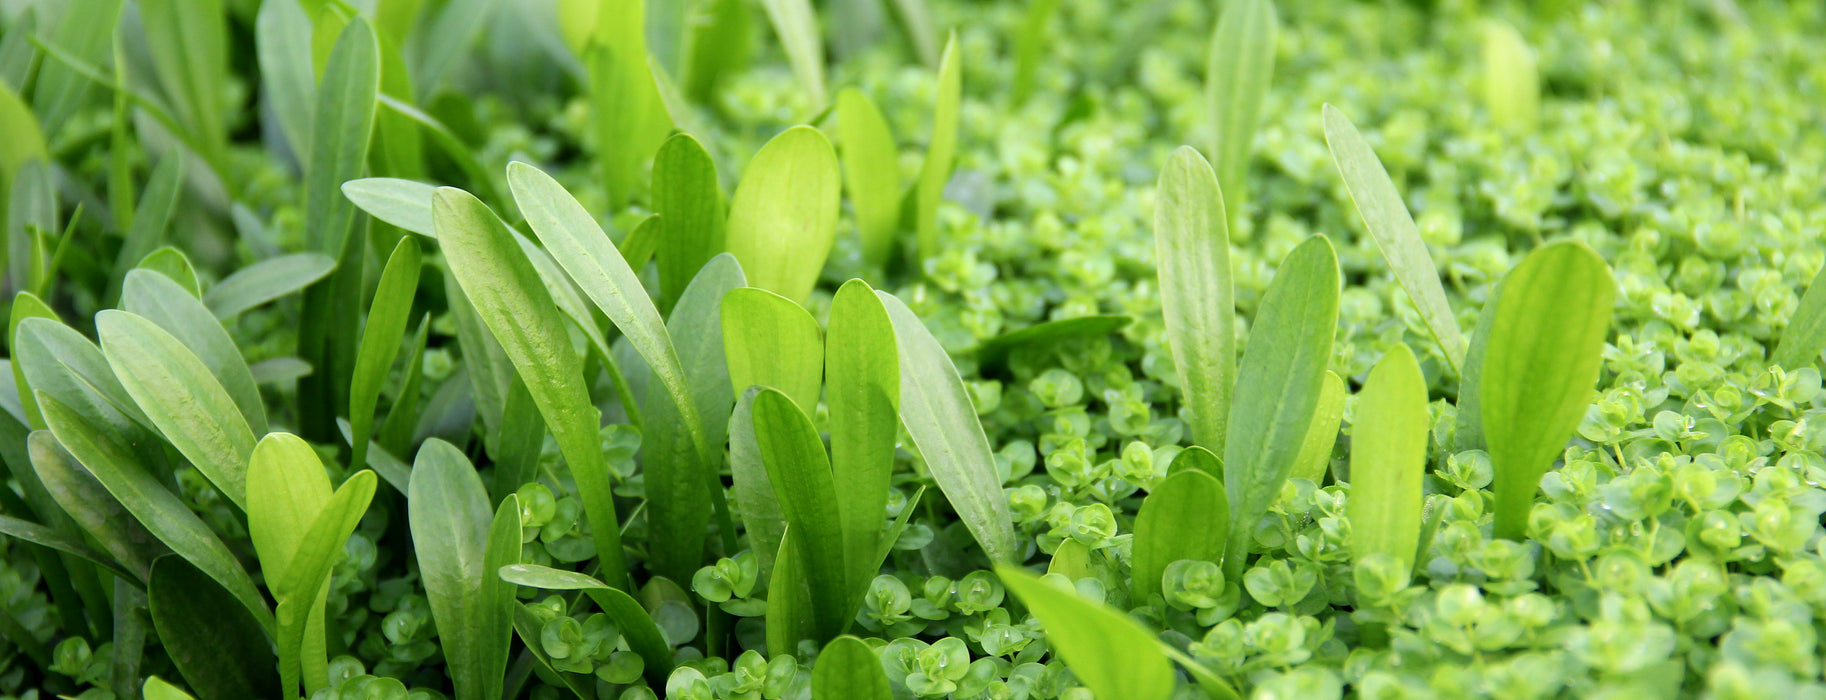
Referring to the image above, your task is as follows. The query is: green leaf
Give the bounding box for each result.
[1482,19,1540,133]
[122,269,269,435]
[679,0,753,101]
[510,603,596,700]
[724,126,842,304]
[973,315,1133,370]
[1011,0,1064,106]
[497,563,674,688]
[272,469,375,698]
[109,153,185,305]
[1483,241,1612,540]
[246,433,332,594]
[349,236,422,473]
[147,556,279,700]
[335,419,413,495]
[585,2,671,207]
[26,431,159,582]
[135,247,199,297]
[0,512,133,584]
[411,0,502,100]
[826,280,899,600]
[410,440,516,700]
[1131,469,1228,604]
[1289,370,1346,484]
[1168,444,1223,480]
[1775,261,1826,369]
[489,376,545,504]
[813,636,891,700]
[29,0,124,138]
[1153,146,1234,454]
[1348,345,1430,569]
[14,317,152,440]
[379,315,431,455]
[766,529,812,657]
[752,388,849,641]
[1454,278,1503,452]
[97,310,257,509]
[836,90,901,268]
[997,565,1175,700]
[1321,104,1466,373]
[139,0,228,165]
[619,212,665,274]
[878,291,1018,563]
[730,387,786,581]
[9,291,57,429]
[652,133,727,313]
[342,178,437,237]
[0,80,48,231]
[143,675,200,700]
[256,0,315,157]
[203,253,336,320]
[914,35,961,262]
[1222,235,1339,580]
[1205,0,1276,229]
[723,286,824,411]
[433,185,630,590]
[885,0,939,67]
[759,0,827,110]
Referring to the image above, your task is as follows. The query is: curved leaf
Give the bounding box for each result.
[724,126,841,304]
[1131,469,1227,604]
[1206,0,1276,228]
[836,89,900,267]
[203,253,336,320]
[913,36,960,262]
[813,636,891,700]
[723,286,823,411]
[753,388,848,641]
[651,133,726,312]
[1348,345,1430,568]
[349,236,421,473]
[826,279,899,599]
[122,269,268,435]
[1290,370,1346,484]
[1153,146,1234,453]
[997,566,1174,700]
[498,563,673,687]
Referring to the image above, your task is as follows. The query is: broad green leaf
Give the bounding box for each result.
[974,315,1133,369]
[1349,345,1429,569]
[497,563,674,687]
[139,0,228,165]
[143,676,199,700]
[412,0,501,99]
[1322,104,1466,373]
[1482,20,1539,133]
[1011,0,1064,106]
[147,556,279,700]
[878,291,1018,563]
[1167,444,1223,481]
[766,529,812,657]
[273,469,376,697]
[15,317,152,440]
[41,393,271,632]
[836,89,901,268]
[652,133,726,312]
[826,280,899,600]
[204,253,336,320]
[759,0,827,110]
[1222,235,1339,580]
[585,0,671,207]
[813,636,891,700]
[752,388,849,641]
[246,434,333,593]
[135,247,199,296]
[998,566,1175,700]
[122,270,268,435]
[256,0,316,157]
[432,186,629,590]
[1131,469,1227,604]
[1775,261,1826,369]
[98,310,256,509]
[1289,370,1346,484]
[27,432,159,582]
[342,178,437,236]
[109,153,185,304]
[730,387,786,580]
[29,0,124,138]
[1206,0,1275,230]
[724,126,842,303]
[349,237,422,473]
[410,441,516,700]
[723,286,824,410]
[913,36,961,262]
[9,291,56,429]
[1153,146,1234,453]
[1483,241,1612,540]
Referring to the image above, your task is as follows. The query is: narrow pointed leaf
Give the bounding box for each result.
[27,431,161,581]
[1290,370,1346,484]
[753,388,848,641]
[724,126,841,304]
[759,0,827,109]
[498,563,674,687]
[652,134,726,313]
[997,566,1175,700]
[204,253,336,320]
[1154,146,1234,453]
[122,269,269,435]
[1206,0,1276,228]
[836,90,900,267]
[826,280,899,599]
[349,236,422,473]
[730,387,786,581]
[974,315,1132,370]
[1775,261,1826,369]
[1349,345,1430,569]
[914,36,961,262]
[411,440,517,700]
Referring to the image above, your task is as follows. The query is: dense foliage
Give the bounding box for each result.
[0,0,1824,699]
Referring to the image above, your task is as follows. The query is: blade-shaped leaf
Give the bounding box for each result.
[585,0,672,207]
[1154,146,1234,453]
[1349,344,1429,569]
[1482,19,1539,133]
[723,287,823,410]
[1223,235,1339,580]
[15,317,153,439]
[1322,104,1466,373]
[342,177,437,237]
[139,0,228,164]
[997,566,1175,700]
[273,469,376,698]
[836,89,900,268]
[246,433,332,593]
[759,0,827,110]
[122,269,269,435]
[498,563,673,687]
[203,253,336,320]
[652,133,726,313]
[1775,261,1826,370]
[1131,469,1227,604]
[1011,0,1063,106]
[256,0,315,157]
[27,431,161,581]
[724,126,841,304]
[766,529,812,657]
[1290,370,1346,484]
[1483,241,1612,540]
[973,315,1132,370]
[110,153,184,304]
[878,291,1017,563]
[913,35,960,262]
[9,291,57,429]
[826,279,898,599]
[752,388,848,641]
[1206,0,1275,229]
[147,556,279,700]
[730,387,785,581]
[813,636,891,700]
[349,236,422,473]
[411,440,517,700]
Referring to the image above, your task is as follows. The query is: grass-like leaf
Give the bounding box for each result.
[134,247,198,296]
[1011,0,1064,106]
[26,431,158,582]
[1483,241,1613,540]
[730,387,786,581]
[997,565,1175,700]
[1348,345,1429,569]
[836,89,900,268]
[255,0,315,158]
[723,286,824,410]
[109,153,184,305]
[203,253,336,321]
[1131,469,1227,604]
[1453,278,1504,451]
[826,280,899,602]
[15,317,151,440]
[973,314,1132,370]
[652,133,727,313]
[30,0,123,139]
[725,126,841,303]
[1290,370,1346,483]
[139,0,228,166]
[813,636,891,700]
[583,1,671,207]
[752,388,850,641]
[122,269,268,435]
[272,466,375,697]
[147,556,278,700]
[1482,19,1540,133]
[349,236,421,473]
[913,35,961,262]
[410,440,517,700]
[760,0,827,110]
[497,563,673,688]
[411,0,501,100]
[879,291,1018,563]
[8,292,56,429]
[432,185,630,590]
[766,529,811,656]
[1154,146,1234,453]
[1206,0,1275,229]
[1775,262,1826,369]
[1322,104,1466,373]
[1223,235,1339,580]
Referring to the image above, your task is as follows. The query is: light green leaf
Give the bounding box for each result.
[914,35,961,262]
[0,510,132,584]
[974,315,1132,370]
[1482,20,1539,133]
[109,153,185,304]
[1348,345,1430,569]
[30,0,124,138]
[1322,104,1465,373]
[412,0,500,99]
[760,0,827,110]
[997,566,1175,700]
[0,80,47,234]
[752,388,849,641]
[433,186,630,590]
[1167,444,1223,481]
[139,0,228,164]
[335,419,413,496]
[305,17,379,258]
[1011,0,1064,106]
[410,440,515,700]
[585,1,671,207]
[246,434,333,595]
[885,0,939,67]
[15,317,151,439]
[813,636,891,700]
[204,253,336,320]
[135,247,199,297]
[9,291,56,429]
[1775,262,1826,369]
[342,178,437,237]
[723,286,824,411]
[679,0,753,101]
[122,269,269,435]
[730,387,785,581]
[143,675,200,700]
[766,529,812,657]
[836,89,901,268]
[1290,370,1346,484]
[1454,279,1503,452]
[498,563,674,687]
[826,279,899,600]
[273,469,376,697]
[256,0,316,157]
[652,133,726,313]
[1222,235,1339,580]
[724,126,842,304]
[1153,146,1234,454]
[1131,469,1227,604]
[1206,0,1275,229]
[878,291,1018,563]
[147,556,279,700]
[349,236,422,474]
[1483,241,1612,540]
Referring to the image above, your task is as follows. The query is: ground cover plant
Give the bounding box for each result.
[0,0,1821,698]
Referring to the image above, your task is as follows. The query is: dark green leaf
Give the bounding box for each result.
[410,440,514,700]
[752,388,848,641]
[826,279,898,600]
[147,556,279,700]
[498,563,673,687]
